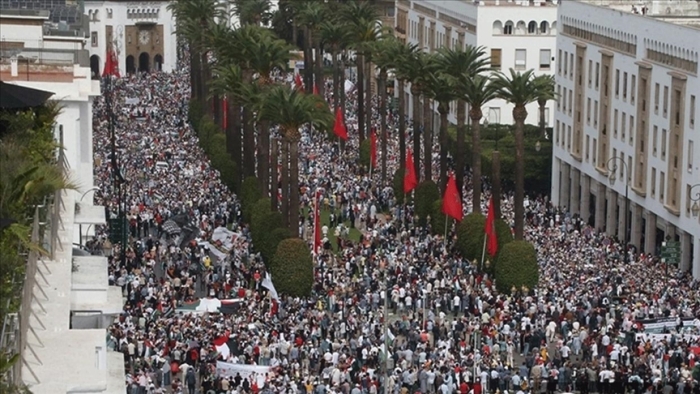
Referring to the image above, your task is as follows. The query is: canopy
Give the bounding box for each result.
[0,81,53,109]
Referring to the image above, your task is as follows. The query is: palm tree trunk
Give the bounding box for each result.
[332,48,339,107]
[455,100,466,200]
[304,27,313,94]
[212,94,221,127]
[379,71,388,183]
[411,86,421,183]
[422,97,432,183]
[292,18,298,48]
[190,48,200,100]
[289,139,300,236]
[271,138,279,211]
[200,51,210,115]
[365,54,372,138]
[438,105,448,191]
[314,39,324,97]
[281,139,290,227]
[242,108,255,177]
[356,54,365,142]
[513,107,527,240]
[539,100,546,135]
[227,96,242,190]
[470,111,482,214]
[492,150,502,219]
[259,120,270,198]
[398,81,406,170]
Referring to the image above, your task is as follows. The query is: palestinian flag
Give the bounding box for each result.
[212,331,231,359]
[176,298,242,314]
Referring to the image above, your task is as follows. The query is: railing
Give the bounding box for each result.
[0,129,67,386]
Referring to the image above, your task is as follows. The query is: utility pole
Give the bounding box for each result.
[383,269,390,394]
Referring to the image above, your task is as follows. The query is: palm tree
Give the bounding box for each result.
[436,46,491,200]
[533,74,557,137]
[463,75,498,214]
[492,69,553,240]
[168,0,223,103]
[371,37,401,183]
[232,0,272,26]
[398,50,430,183]
[320,21,349,107]
[259,86,334,232]
[297,2,326,96]
[422,59,457,190]
[393,42,420,171]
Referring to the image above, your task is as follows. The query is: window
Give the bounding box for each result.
[528,21,537,34]
[91,31,98,47]
[586,98,591,124]
[586,135,590,161]
[540,21,548,34]
[588,60,592,87]
[689,141,694,172]
[563,51,568,75]
[691,95,696,128]
[614,109,619,138]
[661,128,667,160]
[515,49,526,70]
[490,48,502,69]
[615,69,620,97]
[653,126,658,156]
[569,53,574,79]
[567,125,572,150]
[623,72,628,100]
[674,89,682,126]
[654,83,660,113]
[558,49,562,74]
[629,116,634,145]
[107,8,113,18]
[386,6,395,17]
[651,168,656,197]
[594,100,598,128]
[557,85,561,110]
[663,86,669,117]
[660,171,665,202]
[504,21,513,35]
[562,87,567,113]
[555,121,560,145]
[621,112,626,140]
[595,62,600,89]
[568,90,573,116]
[630,75,636,104]
[539,49,551,69]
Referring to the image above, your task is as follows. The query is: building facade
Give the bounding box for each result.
[394,0,559,127]
[84,0,177,76]
[551,0,700,278]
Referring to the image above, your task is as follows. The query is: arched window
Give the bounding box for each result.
[540,21,549,34]
[504,21,514,35]
[528,21,537,34]
[515,21,527,35]
[493,20,503,35]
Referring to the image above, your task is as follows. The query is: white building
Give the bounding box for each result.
[394,0,559,126]
[551,0,700,278]
[84,0,177,76]
[0,10,124,393]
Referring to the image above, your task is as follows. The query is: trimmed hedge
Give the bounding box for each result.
[415,181,439,226]
[495,219,513,250]
[207,133,238,193]
[250,198,272,235]
[494,240,539,294]
[254,212,286,262]
[261,227,294,263]
[456,213,486,262]
[430,199,454,236]
[269,238,314,297]
[241,176,261,222]
[392,168,412,205]
[359,138,371,169]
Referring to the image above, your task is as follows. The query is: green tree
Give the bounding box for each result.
[414,181,439,226]
[240,176,262,222]
[269,238,314,297]
[494,240,539,294]
[392,42,420,171]
[456,213,485,263]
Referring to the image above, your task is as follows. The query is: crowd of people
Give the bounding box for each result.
[90,51,700,394]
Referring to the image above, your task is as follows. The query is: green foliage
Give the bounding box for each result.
[392,168,408,205]
[260,227,293,264]
[240,176,261,222]
[188,98,206,126]
[250,198,272,235]
[269,238,314,297]
[448,124,553,195]
[495,219,513,250]
[359,138,371,169]
[192,117,238,193]
[494,240,539,294]
[414,181,439,226]
[251,209,286,263]
[430,199,454,236]
[456,213,486,262]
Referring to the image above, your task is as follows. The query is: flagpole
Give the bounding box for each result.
[480,233,487,272]
[444,214,448,242]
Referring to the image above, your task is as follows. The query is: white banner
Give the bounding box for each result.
[211,227,240,252]
[261,273,279,301]
[125,97,140,105]
[198,241,228,261]
[216,361,271,386]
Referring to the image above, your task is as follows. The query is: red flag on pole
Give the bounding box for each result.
[222,97,228,129]
[294,74,304,90]
[102,47,120,78]
[333,107,348,140]
[442,173,463,221]
[313,190,322,254]
[369,129,377,168]
[404,150,418,193]
[485,197,499,257]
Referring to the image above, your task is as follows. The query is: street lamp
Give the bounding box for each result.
[691,184,700,218]
[606,156,629,264]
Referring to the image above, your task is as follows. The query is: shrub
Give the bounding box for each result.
[392,168,411,205]
[253,211,285,262]
[197,117,219,153]
[430,199,454,236]
[260,227,293,263]
[250,198,272,235]
[414,181,439,226]
[456,213,486,263]
[494,240,539,294]
[359,138,371,169]
[241,176,261,221]
[188,99,206,126]
[269,238,314,297]
[495,219,513,250]
[208,133,238,192]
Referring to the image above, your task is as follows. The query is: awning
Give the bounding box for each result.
[0,81,54,109]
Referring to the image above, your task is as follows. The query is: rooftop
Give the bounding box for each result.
[582,0,700,16]
[476,0,559,6]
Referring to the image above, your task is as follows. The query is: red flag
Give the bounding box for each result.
[222,97,228,129]
[485,197,498,257]
[313,83,319,95]
[442,173,463,221]
[369,129,377,168]
[294,74,303,90]
[313,190,322,254]
[213,331,230,347]
[102,47,120,78]
[333,107,348,140]
[404,150,418,193]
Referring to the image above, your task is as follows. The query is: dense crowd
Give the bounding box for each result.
[90,53,700,394]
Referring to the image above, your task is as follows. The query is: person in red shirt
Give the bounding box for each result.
[460,380,470,394]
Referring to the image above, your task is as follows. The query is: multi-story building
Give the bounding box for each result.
[551,0,700,278]
[394,0,559,126]
[84,0,177,76]
[0,10,124,393]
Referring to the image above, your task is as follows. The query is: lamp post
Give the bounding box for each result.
[606,156,629,264]
[691,184,700,218]
[78,186,100,247]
